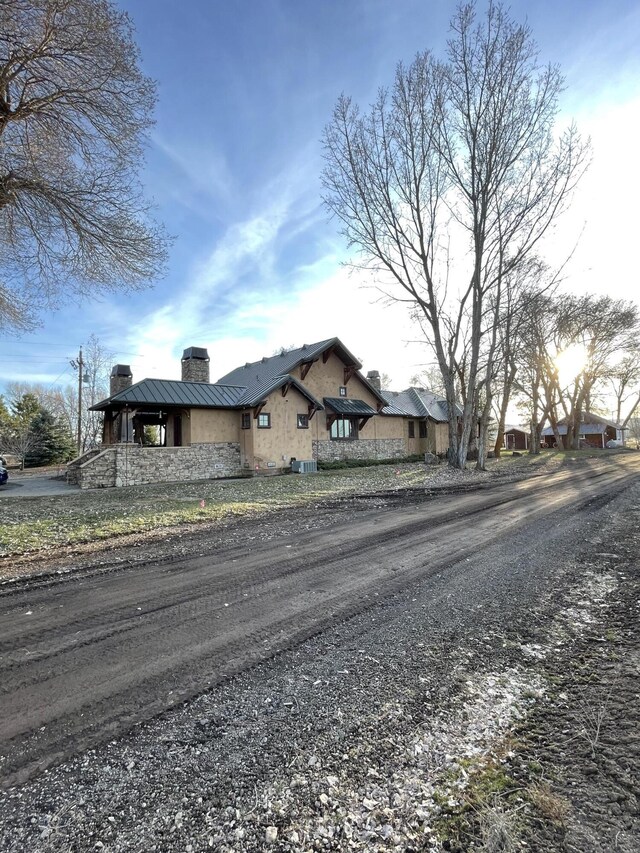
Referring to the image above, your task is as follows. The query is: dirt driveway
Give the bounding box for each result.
[0,455,638,851]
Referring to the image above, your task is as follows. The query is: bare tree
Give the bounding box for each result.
[557,296,637,448]
[608,350,640,427]
[410,364,448,397]
[322,2,589,468]
[626,415,640,449]
[74,333,114,450]
[0,0,169,332]
[490,260,559,458]
[5,334,113,449]
[515,294,639,449]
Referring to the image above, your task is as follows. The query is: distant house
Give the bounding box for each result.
[68,337,457,489]
[503,425,530,451]
[541,412,625,449]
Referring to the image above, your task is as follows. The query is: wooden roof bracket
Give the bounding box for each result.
[300,360,316,380]
[253,400,267,419]
[322,346,335,364]
[344,366,356,384]
[326,413,337,431]
[358,415,372,431]
[281,381,292,398]
[308,403,318,420]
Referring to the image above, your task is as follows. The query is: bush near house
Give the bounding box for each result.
[318,454,425,470]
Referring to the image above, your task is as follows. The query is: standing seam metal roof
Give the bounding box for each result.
[380,388,457,421]
[216,338,353,387]
[323,397,378,416]
[91,378,247,410]
[91,375,324,412]
[236,375,324,409]
[214,338,386,408]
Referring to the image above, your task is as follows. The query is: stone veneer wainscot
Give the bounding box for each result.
[312,438,406,462]
[70,442,242,489]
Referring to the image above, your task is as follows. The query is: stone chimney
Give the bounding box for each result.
[110,364,133,396]
[181,346,210,383]
[367,370,381,391]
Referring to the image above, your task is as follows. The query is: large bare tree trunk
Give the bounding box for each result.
[322,5,589,470]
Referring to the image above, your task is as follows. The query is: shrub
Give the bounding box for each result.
[317,455,422,470]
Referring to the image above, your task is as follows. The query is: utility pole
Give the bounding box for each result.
[70,346,85,457]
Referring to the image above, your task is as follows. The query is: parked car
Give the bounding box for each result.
[0,465,8,487]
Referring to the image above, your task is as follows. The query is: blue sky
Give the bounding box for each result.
[2,0,640,394]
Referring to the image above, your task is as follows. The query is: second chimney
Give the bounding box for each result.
[366,369,381,391]
[182,347,210,383]
[110,364,133,396]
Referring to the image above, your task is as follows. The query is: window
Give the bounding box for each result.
[297,413,309,429]
[330,417,357,440]
[408,420,415,438]
[419,422,427,438]
[339,386,347,397]
[257,413,271,429]
[241,412,251,429]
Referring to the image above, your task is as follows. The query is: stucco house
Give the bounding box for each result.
[67,337,455,488]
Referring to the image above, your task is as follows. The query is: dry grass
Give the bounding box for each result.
[0,454,550,558]
[528,781,571,824]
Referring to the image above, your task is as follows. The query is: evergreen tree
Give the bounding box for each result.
[25,410,76,467]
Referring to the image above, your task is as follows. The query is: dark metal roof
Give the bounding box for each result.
[212,337,391,412]
[91,378,246,411]
[215,336,375,396]
[237,375,324,409]
[91,374,324,413]
[380,387,458,421]
[324,397,378,416]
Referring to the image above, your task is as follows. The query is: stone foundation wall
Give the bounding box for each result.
[312,438,406,462]
[71,442,242,489]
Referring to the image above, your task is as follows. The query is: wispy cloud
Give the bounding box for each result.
[116,177,302,379]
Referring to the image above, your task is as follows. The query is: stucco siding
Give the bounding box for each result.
[298,352,380,408]
[434,422,449,455]
[244,386,314,470]
[190,408,240,443]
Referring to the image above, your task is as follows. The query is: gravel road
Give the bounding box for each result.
[0,455,638,851]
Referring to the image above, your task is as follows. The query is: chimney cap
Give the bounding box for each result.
[182,346,209,362]
[367,370,380,378]
[111,364,132,377]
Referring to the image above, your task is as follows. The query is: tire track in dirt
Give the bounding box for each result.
[0,458,638,788]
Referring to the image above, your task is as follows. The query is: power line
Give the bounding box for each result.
[0,340,78,348]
